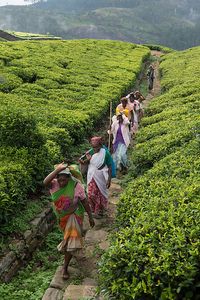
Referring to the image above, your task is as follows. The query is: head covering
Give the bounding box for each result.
[90,136,102,147]
[69,164,84,183]
[58,167,71,176]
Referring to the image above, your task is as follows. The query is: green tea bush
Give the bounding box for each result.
[99,47,200,299]
[0,39,150,223]
[0,107,44,148]
[0,72,23,92]
[0,161,32,223]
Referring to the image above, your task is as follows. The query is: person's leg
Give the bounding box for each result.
[63,252,72,279]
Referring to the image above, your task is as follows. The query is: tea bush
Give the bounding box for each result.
[99,47,200,299]
[0,39,149,222]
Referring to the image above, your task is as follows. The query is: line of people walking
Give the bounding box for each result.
[43,64,154,280]
[112,90,145,172]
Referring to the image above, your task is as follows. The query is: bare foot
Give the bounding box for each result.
[63,269,70,280]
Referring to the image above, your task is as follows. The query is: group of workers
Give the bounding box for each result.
[43,65,155,280]
[112,90,145,172]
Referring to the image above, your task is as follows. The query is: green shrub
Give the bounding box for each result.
[0,72,22,92]
[0,39,150,224]
[0,162,32,223]
[99,46,200,299]
[0,107,44,148]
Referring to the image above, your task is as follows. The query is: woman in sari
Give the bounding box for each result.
[79,137,112,219]
[128,92,141,134]
[111,113,130,172]
[43,163,94,279]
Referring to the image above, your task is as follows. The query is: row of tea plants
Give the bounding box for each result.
[99,47,200,299]
[0,39,149,224]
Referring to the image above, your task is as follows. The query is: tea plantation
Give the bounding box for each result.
[99,47,200,299]
[1,38,200,300]
[0,39,149,225]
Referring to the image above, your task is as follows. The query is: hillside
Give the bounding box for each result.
[0,39,149,226]
[0,0,200,49]
[99,45,200,299]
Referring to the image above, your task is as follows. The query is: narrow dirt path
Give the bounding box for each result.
[42,51,162,300]
[143,50,162,106]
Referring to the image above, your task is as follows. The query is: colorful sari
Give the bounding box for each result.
[50,178,85,253]
[87,147,112,215]
[113,125,128,170]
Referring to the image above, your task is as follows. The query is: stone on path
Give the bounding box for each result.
[63,284,96,300]
[82,277,97,286]
[42,287,64,300]
[109,182,122,193]
[50,266,81,290]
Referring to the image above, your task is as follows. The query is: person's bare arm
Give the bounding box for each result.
[82,199,95,227]
[107,166,112,189]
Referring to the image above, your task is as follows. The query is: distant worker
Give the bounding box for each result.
[128,92,140,134]
[134,90,145,103]
[134,91,145,122]
[147,65,155,90]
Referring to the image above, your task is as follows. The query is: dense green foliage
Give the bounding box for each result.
[0,39,149,223]
[1,0,200,49]
[99,47,200,299]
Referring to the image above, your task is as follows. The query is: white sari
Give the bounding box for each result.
[87,148,108,198]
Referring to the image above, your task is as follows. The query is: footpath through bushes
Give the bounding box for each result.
[0,39,149,225]
[99,47,200,299]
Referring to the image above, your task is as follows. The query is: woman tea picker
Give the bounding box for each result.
[110,112,130,172]
[43,163,95,280]
[79,136,112,219]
